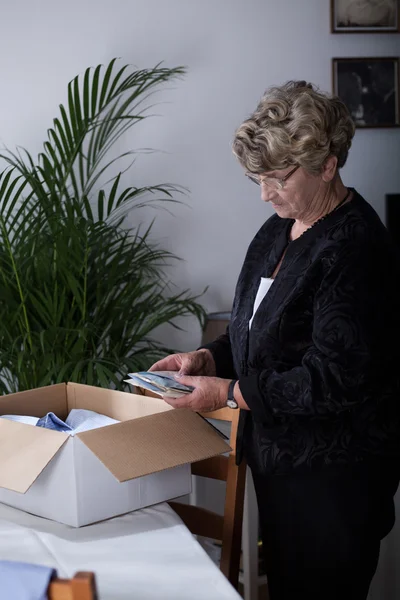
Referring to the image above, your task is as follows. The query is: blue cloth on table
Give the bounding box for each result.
[1,409,119,435]
[0,560,55,600]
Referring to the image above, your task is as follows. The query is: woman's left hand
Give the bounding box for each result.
[163,375,231,412]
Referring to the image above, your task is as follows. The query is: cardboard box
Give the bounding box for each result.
[0,383,230,527]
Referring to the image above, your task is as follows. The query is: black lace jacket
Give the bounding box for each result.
[204,189,400,474]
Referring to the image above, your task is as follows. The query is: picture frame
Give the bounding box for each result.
[331,0,400,33]
[332,57,400,128]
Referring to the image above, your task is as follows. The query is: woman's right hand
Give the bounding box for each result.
[148,349,216,377]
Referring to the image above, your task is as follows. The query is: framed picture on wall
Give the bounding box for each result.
[331,0,400,32]
[332,57,400,128]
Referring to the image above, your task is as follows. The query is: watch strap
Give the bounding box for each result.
[227,379,239,409]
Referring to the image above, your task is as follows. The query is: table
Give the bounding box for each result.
[0,502,242,600]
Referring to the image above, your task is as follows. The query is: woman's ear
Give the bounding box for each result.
[321,156,338,182]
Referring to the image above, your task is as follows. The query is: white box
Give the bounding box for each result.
[0,383,229,527]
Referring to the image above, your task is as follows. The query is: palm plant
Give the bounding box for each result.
[0,59,205,393]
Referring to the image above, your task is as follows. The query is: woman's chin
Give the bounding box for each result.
[271,203,290,218]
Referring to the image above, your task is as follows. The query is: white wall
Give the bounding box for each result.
[0,1,399,596]
[0,0,399,351]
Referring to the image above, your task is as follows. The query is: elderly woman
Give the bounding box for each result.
[150,81,400,600]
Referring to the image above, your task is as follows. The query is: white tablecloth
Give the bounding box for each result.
[0,502,241,600]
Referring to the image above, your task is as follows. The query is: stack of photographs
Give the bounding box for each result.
[125,371,194,398]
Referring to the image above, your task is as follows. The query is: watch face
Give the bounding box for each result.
[227,399,238,409]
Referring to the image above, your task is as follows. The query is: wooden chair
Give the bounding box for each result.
[136,386,246,589]
[48,571,97,600]
[170,406,246,590]
[137,313,246,589]
[199,313,263,600]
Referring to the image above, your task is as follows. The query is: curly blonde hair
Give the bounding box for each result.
[232,81,355,175]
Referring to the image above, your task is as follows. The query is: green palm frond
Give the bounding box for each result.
[0,60,205,393]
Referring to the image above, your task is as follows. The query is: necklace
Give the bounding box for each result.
[290,188,351,242]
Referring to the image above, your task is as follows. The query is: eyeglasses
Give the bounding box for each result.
[245,165,299,190]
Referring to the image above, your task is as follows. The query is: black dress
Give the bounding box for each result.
[203,189,400,600]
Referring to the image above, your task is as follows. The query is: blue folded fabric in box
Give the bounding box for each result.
[1,409,119,435]
[36,412,73,432]
[0,560,55,600]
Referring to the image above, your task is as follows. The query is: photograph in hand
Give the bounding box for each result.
[125,371,195,398]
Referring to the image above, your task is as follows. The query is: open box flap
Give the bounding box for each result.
[0,419,69,493]
[66,382,173,421]
[76,408,231,482]
[0,383,68,419]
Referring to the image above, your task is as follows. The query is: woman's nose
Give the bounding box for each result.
[261,185,276,203]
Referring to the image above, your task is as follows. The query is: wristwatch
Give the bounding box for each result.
[227,379,239,409]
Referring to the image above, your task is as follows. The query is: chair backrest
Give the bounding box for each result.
[202,312,231,345]
[48,572,97,600]
[136,386,245,589]
[170,405,246,590]
[140,311,246,589]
